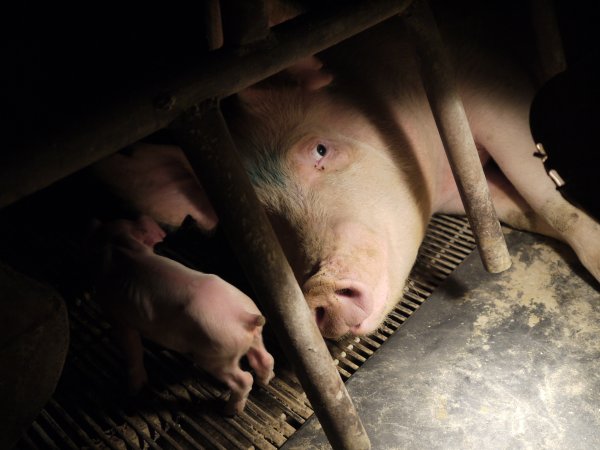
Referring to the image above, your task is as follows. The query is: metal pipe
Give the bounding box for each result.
[172,101,371,450]
[404,0,512,273]
[0,0,413,209]
[203,0,224,50]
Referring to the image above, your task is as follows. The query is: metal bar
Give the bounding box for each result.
[0,0,413,209]
[46,399,98,450]
[263,379,313,421]
[144,358,231,449]
[429,223,476,246]
[81,336,226,450]
[29,422,60,450]
[172,103,371,450]
[404,0,511,273]
[236,407,287,448]
[75,359,162,450]
[38,410,80,450]
[17,433,39,450]
[204,0,224,50]
[66,400,123,450]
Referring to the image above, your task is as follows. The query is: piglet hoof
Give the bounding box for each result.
[254,366,275,386]
[246,346,275,387]
[255,369,275,387]
[221,369,253,416]
[223,393,249,417]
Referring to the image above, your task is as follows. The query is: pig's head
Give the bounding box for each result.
[224,81,430,339]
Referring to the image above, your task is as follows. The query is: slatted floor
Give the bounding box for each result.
[16,214,476,449]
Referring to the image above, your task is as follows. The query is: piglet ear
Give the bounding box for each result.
[135,215,166,247]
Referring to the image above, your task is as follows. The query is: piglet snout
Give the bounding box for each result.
[303,276,373,339]
[245,313,266,330]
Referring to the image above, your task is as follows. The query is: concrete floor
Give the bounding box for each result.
[283,229,600,449]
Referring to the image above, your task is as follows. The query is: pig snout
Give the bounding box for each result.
[303,274,374,339]
[296,221,392,339]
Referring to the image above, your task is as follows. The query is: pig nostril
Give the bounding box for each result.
[314,306,325,325]
[335,287,358,298]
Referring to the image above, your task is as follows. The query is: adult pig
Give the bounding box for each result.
[91,216,274,415]
[222,11,600,338]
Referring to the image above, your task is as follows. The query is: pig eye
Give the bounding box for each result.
[312,143,328,160]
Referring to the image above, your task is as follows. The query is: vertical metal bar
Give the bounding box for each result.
[204,0,224,50]
[530,0,567,83]
[172,102,371,450]
[404,0,511,274]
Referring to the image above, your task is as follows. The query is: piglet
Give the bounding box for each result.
[91,215,274,415]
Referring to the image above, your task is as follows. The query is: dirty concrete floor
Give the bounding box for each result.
[283,229,600,450]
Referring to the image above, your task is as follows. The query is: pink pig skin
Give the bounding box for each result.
[92,216,274,415]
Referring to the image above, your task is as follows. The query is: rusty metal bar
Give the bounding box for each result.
[0,0,413,209]
[171,102,371,450]
[404,0,511,273]
[530,0,567,83]
[204,0,224,50]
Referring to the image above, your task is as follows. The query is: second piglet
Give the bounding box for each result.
[91,215,274,415]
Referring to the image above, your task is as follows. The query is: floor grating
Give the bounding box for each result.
[16,214,476,449]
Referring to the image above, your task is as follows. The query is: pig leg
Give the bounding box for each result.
[485,167,561,240]
[470,98,600,283]
[438,164,561,239]
[220,366,254,416]
[111,324,148,394]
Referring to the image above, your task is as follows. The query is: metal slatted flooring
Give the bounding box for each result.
[16,214,476,449]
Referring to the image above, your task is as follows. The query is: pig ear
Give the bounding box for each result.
[285,56,334,91]
[234,84,271,106]
[237,55,333,103]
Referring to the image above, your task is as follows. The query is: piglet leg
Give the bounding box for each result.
[112,324,148,394]
[221,367,254,416]
[220,312,274,415]
[239,312,275,385]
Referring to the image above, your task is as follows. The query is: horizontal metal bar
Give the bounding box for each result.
[0,0,413,209]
